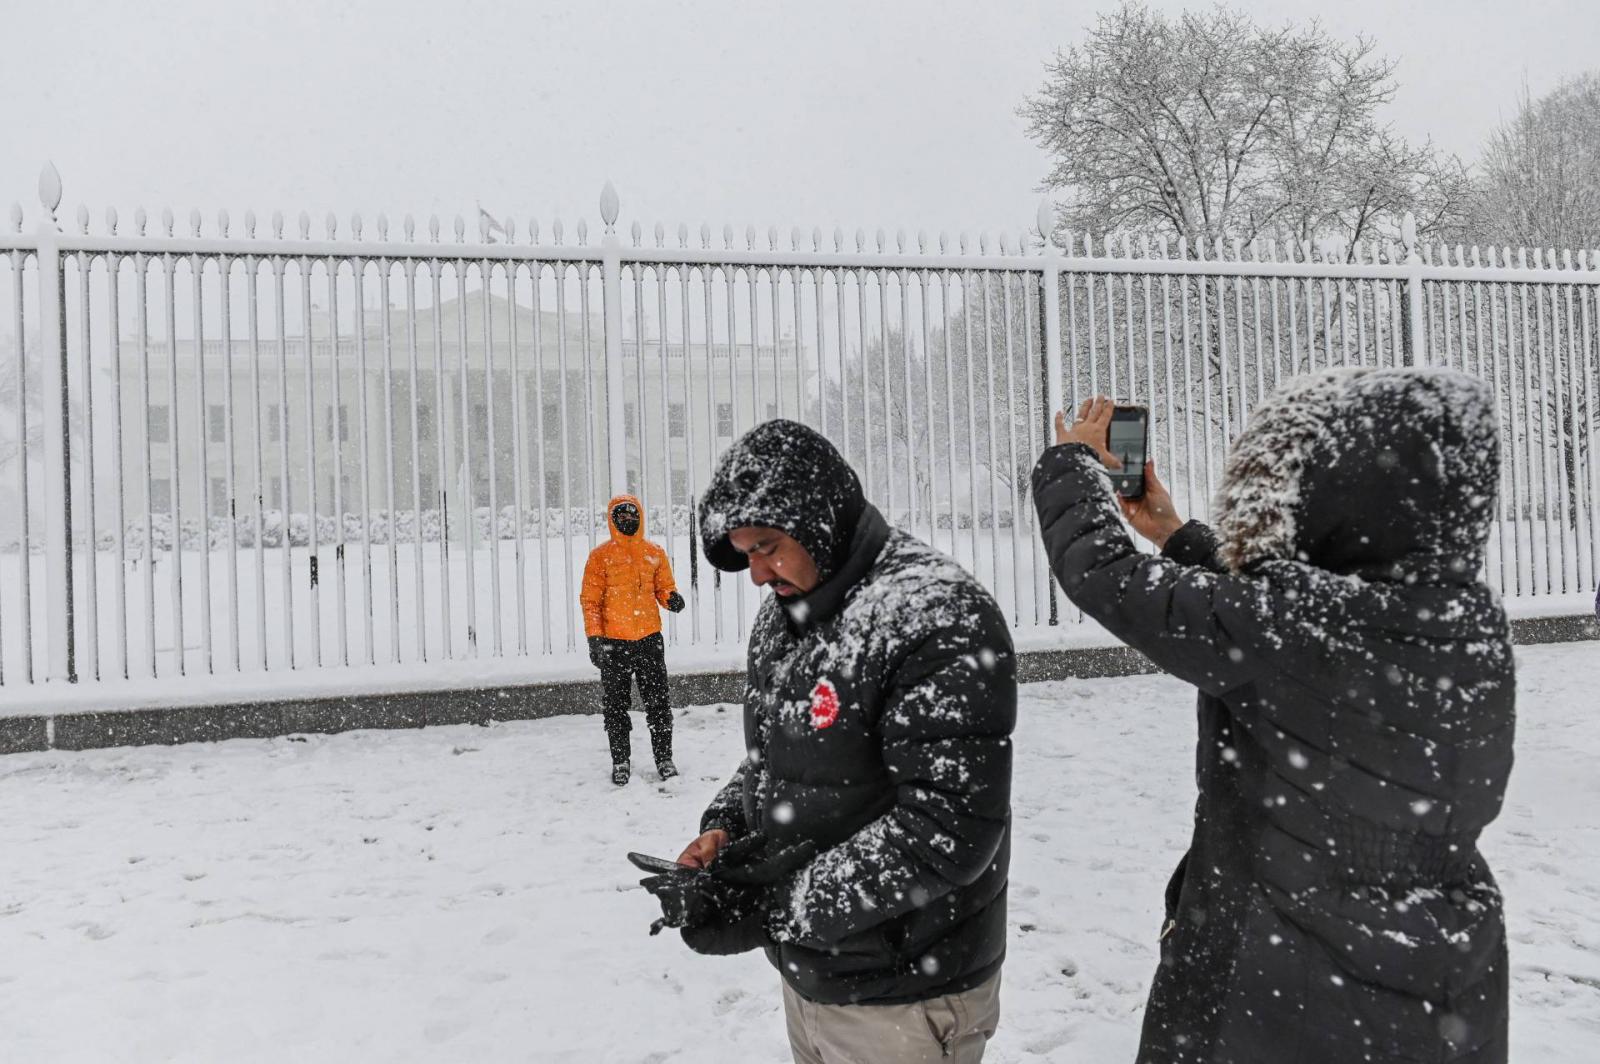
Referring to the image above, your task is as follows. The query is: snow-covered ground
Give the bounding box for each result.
[1,641,1596,1062]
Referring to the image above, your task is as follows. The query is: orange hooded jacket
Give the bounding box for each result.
[580,494,679,641]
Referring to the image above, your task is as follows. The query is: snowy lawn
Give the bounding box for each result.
[2,641,1596,1063]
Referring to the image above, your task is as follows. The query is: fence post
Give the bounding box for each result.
[34,162,75,682]
[1037,200,1063,627]
[599,181,628,494]
[1038,200,1065,426]
[1401,211,1425,367]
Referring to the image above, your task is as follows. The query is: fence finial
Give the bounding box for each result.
[657,222,667,248]
[1400,211,1418,260]
[137,207,149,236]
[632,220,642,246]
[162,207,175,237]
[188,208,201,237]
[244,210,255,238]
[600,180,620,233]
[106,206,119,236]
[77,204,90,235]
[38,162,62,225]
[1036,200,1056,249]
[217,209,229,237]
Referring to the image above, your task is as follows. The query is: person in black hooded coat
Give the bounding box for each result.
[1033,369,1515,1063]
[639,419,1016,1062]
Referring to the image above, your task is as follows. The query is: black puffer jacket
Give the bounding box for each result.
[1033,368,1515,1063]
[699,421,1016,1006]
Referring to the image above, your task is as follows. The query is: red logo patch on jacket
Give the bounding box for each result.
[810,680,840,730]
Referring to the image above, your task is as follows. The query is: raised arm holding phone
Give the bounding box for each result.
[1035,370,1515,1064]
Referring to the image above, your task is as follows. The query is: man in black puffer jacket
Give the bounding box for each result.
[640,420,1016,1063]
[1034,370,1514,1063]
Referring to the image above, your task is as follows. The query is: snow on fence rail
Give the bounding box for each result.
[1,164,1597,689]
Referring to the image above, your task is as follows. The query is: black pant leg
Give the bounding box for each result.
[636,633,673,764]
[597,642,635,765]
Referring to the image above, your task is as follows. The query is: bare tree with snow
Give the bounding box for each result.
[1019,3,1469,252]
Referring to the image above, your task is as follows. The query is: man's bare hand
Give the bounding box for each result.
[676,829,730,869]
[1118,459,1185,550]
[1054,397,1122,469]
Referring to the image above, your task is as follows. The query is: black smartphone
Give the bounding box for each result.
[1108,405,1150,499]
[627,851,684,875]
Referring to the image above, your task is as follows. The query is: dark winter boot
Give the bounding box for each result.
[656,760,678,781]
[611,761,631,787]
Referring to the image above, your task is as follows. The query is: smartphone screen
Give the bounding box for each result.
[1108,406,1149,498]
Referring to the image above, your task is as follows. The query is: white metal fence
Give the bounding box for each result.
[2,165,1597,689]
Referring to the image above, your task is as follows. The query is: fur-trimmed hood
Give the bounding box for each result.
[1214,367,1501,577]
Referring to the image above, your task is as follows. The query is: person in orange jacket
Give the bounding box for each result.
[581,494,686,786]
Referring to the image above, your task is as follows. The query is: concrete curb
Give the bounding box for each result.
[3,614,1594,756]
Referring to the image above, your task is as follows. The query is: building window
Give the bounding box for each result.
[668,402,686,438]
[151,478,172,512]
[716,402,733,437]
[671,469,688,500]
[270,476,284,509]
[267,404,281,443]
[417,402,434,439]
[150,406,171,444]
[472,403,487,427]
[210,478,229,517]
[419,470,436,504]
[765,402,778,422]
[208,404,226,443]
[326,404,350,442]
[544,469,564,502]
[624,402,636,440]
[542,403,561,443]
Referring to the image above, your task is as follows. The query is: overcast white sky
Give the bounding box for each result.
[5,0,1597,241]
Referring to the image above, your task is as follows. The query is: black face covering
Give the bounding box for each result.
[612,503,641,537]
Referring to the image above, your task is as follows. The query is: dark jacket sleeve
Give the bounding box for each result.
[699,761,750,839]
[765,603,1016,948]
[1031,443,1335,698]
[1162,520,1224,572]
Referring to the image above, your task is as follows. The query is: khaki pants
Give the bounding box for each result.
[781,972,1001,1064]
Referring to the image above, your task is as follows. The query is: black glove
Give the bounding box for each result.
[587,636,610,669]
[680,904,769,956]
[665,591,686,614]
[639,867,743,933]
[707,831,818,886]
